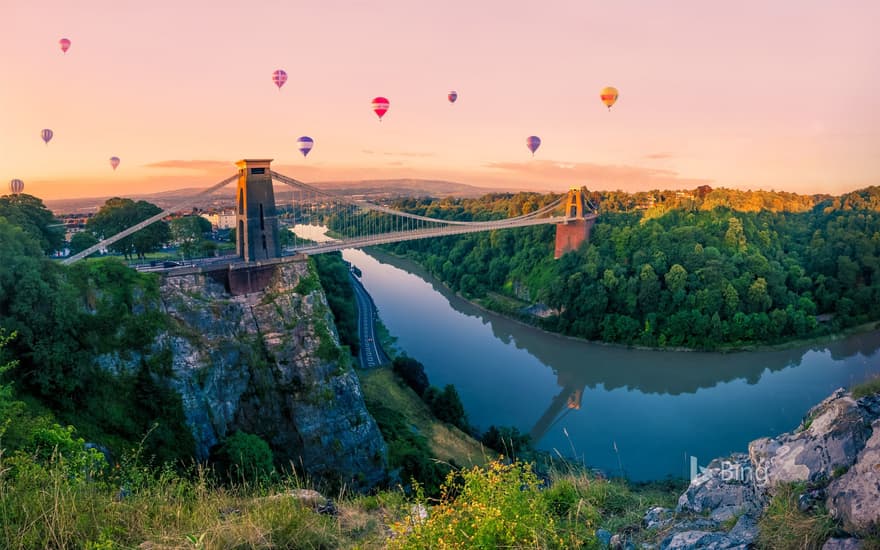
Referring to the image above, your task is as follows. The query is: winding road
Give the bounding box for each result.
[350,272,391,368]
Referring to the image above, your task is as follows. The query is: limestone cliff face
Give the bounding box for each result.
[156,260,387,489]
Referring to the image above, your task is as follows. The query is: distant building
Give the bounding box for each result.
[201,210,236,230]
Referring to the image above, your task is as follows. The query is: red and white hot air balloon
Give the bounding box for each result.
[41,128,54,145]
[110,156,120,170]
[371,97,390,121]
[9,179,24,195]
[59,38,71,53]
[272,69,287,90]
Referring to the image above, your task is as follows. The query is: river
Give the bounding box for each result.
[338,247,880,481]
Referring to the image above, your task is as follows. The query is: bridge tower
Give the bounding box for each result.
[235,159,281,261]
[554,187,596,259]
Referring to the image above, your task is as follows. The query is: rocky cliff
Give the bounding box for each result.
[153,260,387,489]
[619,388,880,549]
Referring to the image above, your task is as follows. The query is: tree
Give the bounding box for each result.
[170,215,210,258]
[392,356,430,396]
[211,430,274,482]
[68,231,99,255]
[0,194,65,254]
[88,198,170,259]
[424,384,468,431]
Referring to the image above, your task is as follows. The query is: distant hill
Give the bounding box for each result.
[44,178,503,214]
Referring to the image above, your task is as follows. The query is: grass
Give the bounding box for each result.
[852,374,880,399]
[357,368,487,468]
[757,482,837,550]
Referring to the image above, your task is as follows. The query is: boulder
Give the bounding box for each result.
[643,506,673,530]
[826,418,880,534]
[749,389,873,495]
[676,454,759,517]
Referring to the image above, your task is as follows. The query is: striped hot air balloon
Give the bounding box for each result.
[272,69,287,90]
[371,97,390,121]
[526,135,541,156]
[59,38,71,53]
[600,86,619,110]
[296,136,314,157]
[41,128,54,145]
[9,179,24,195]
[110,156,120,170]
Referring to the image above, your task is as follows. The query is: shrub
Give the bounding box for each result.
[392,356,429,396]
[423,385,468,432]
[211,431,274,483]
[480,425,531,458]
[390,460,599,549]
[852,375,880,400]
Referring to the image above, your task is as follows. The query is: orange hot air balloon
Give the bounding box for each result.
[600,86,618,110]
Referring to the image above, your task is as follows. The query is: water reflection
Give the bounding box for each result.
[350,249,880,479]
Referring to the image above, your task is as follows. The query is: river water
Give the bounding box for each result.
[338,247,880,481]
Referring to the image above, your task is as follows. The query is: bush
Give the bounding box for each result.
[423,385,468,432]
[852,375,880,399]
[211,431,274,483]
[480,425,531,458]
[392,356,429,396]
[390,460,599,549]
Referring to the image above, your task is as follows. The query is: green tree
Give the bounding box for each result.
[68,231,99,255]
[212,430,274,482]
[88,198,170,259]
[170,215,210,258]
[0,194,65,254]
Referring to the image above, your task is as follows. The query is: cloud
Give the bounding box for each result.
[484,160,712,191]
[361,149,433,158]
[144,160,233,171]
[644,152,675,160]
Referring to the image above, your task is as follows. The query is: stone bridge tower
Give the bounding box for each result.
[554,187,597,258]
[235,159,281,261]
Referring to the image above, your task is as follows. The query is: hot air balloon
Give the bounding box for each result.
[448,90,458,104]
[371,97,390,121]
[272,69,287,90]
[41,129,54,145]
[296,136,314,158]
[110,156,120,170]
[526,135,541,156]
[600,86,619,110]
[59,38,71,53]
[9,179,24,195]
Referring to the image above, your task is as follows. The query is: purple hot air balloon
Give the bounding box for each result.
[41,128,54,145]
[59,38,71,53]
[110,156,120,170]
[9,179,24,195]
[272,69,288,90]
[296,136,314,158]
[526,135,541,156]
[448,90,458,103]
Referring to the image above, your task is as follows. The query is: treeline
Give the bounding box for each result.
[381,185,880,349]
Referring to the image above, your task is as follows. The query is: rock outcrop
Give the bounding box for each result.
[624,388,880,549]
[155,261,387,489]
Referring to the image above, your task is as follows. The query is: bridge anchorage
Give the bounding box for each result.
[62,158,599,287]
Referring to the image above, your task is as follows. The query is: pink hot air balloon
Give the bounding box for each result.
[41,128,54,145]
[9,179,24,195]
[526,135,541,156]
[448,90,458,104]
[59,38,71,53]
[272,69,288,90]
[110,156,120,170]
[372,97,390,121]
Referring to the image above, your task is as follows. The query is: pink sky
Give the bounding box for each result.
[2,0,878,200]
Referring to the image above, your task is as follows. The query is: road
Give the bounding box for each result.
[350,272,391,368]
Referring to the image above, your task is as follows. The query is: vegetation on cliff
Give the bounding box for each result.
[375,185,880,349]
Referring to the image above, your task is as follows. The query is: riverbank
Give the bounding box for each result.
[367,248,880,355]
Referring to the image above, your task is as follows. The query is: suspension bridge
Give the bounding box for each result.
[62,159,598,278]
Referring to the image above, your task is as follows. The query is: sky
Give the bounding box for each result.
[2,0,879,200]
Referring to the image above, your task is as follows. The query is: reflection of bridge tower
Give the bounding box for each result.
[235,159,281,261]
[554,187,596,258]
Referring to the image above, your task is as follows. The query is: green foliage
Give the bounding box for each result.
[390,460,599,549]
[381,187,880,349]
[852,375,880,399]
[68,230,99,255]
[392,356,429,396]
[211,431,274,483]
[313,252,360,355]
[0,194,65,254]
[169,215,213,259]
[423,384,468,432]
[480,425,531,458]
[87,197,170,259]
[757,482,837,550]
